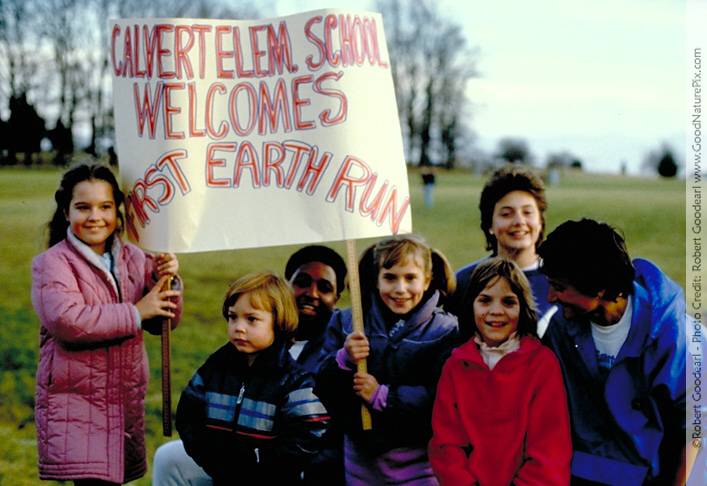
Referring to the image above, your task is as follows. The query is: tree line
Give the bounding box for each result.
[0,0,477,169]
[0,0,262,165]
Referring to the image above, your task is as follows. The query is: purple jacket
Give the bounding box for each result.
[31,234,182,482]
[316,291,459,452]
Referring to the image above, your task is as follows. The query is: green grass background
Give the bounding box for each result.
[0,167,685,484]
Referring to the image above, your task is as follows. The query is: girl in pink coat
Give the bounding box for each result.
[31,163,182,484]
[429,258,571,486]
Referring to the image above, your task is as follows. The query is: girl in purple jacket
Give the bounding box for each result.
[316,235,458,485]
[31,163,182,484]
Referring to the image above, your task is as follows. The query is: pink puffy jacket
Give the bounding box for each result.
[31,235,182,483]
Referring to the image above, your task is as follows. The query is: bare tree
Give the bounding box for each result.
[36,0,89,159]
[0,0,41,108]
[377,0,477,167]
[376,0,417,161]
[0,0,279,163]
[435,23,476,168]
[0,0,49,164]
[175,0,266,19]
[34,0,264,158]
[82,0,174,155]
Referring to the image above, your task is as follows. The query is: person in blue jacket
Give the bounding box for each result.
[539,218,686,485]
[284,245,347,374]
[175,272,330,484]
[284,245,348,485]
[153,246,347,485]
[447,164,556,341]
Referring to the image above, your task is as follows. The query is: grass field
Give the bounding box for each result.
[0,166,685,484]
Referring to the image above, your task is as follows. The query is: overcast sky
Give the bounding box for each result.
[276,0,685,173]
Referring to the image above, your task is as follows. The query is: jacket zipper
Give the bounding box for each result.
[234,379,247,431]
[234,380,261,464]
[235,381,246,415]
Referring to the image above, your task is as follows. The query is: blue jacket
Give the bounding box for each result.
[315,290,458,453]
[176,339,330,484]
[294,309,346,485]
[448,256,552,341]
[294,309,341,374]
[543,259,685,485]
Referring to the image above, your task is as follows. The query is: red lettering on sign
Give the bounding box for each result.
[205,83,228,139]
[133,82,163,139]
[162,82,185,139]
[234,141,261,188]
[263,141,286,187]
[206,143,235,187]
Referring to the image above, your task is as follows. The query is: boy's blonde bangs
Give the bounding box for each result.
[244,287,274,312]
[222,272,299,339]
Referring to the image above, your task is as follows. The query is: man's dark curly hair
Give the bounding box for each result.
[538,219,635,300]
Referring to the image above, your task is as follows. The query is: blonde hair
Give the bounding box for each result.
[222,272,299,341]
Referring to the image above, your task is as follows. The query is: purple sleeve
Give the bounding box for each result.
[335,348,353,370]
[370,384,389,411]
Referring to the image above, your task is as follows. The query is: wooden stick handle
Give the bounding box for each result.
[345,240,373,431]
[161,276,173,437]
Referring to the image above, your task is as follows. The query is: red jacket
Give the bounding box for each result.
[429,336,571,486]
[32,235,182,483]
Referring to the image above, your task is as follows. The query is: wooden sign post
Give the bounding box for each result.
[345,239,373,431]
[161,276,173,436]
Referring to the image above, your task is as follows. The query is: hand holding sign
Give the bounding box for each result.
[353,371,380,404]
[344,330,370,362]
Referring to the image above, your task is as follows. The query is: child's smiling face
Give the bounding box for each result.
[490,190,542,257]
[227,292,275,361]
[473,276,520,347]
[377,254,430,315]
[66,179,117,255]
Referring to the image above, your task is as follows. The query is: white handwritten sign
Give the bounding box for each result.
[110,10,411,253]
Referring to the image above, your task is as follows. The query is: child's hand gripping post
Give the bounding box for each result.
[134,272,179,436]
[142,252,180,436]
[346,240,373,430]
[348,333,379,404]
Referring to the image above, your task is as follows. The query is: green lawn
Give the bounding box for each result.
[0,166,685,484]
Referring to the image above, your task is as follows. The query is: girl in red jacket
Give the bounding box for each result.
[31,163,182,484]
[429,258,571,486]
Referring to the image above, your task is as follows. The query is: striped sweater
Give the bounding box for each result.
[176,339,329,484]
